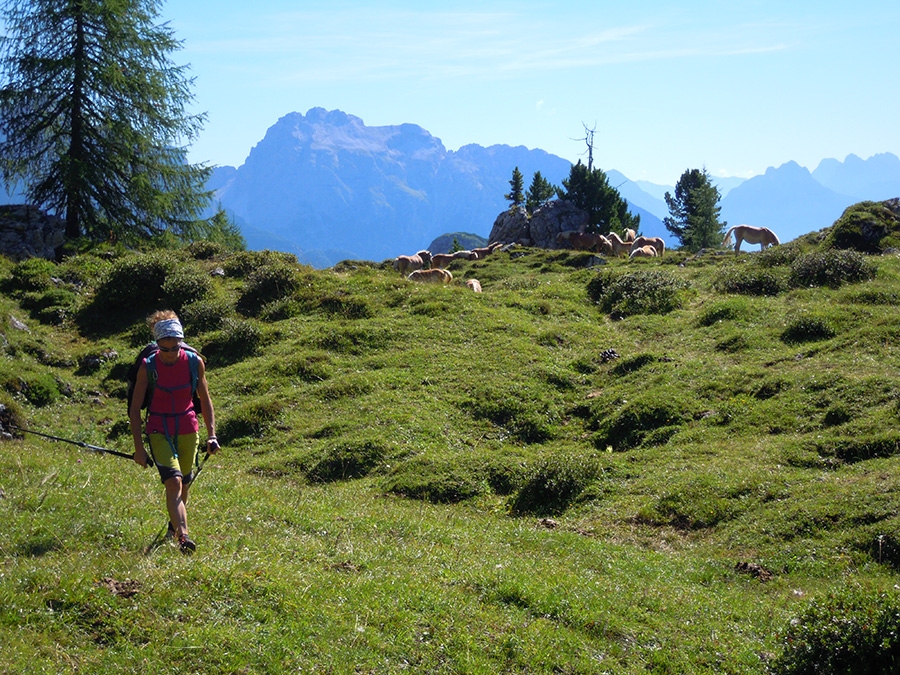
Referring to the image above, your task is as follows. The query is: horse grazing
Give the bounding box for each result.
[723,225,780,252]
[393,250,432,274]
[630,236,665,257]
[629,245,658,259]
[556,230,606,253]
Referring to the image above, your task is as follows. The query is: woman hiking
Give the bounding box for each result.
[129,310,219,554]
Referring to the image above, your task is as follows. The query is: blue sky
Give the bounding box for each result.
[166,1,900,186]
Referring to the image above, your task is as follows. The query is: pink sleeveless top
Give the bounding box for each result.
[145,349,199,436]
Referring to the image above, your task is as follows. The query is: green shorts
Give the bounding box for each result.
[147,432,199,485]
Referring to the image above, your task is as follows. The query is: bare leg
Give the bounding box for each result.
[164,476,188,539]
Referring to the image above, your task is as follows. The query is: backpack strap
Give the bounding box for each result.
[145,352,159,405]
[186,350,200,401]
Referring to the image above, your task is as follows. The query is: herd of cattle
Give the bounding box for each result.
[391,230,669,291]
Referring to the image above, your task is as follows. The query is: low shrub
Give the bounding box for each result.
[237,263,303,316]
[591,385,697,451]
[222,250,298,279]
[184,240,228,260]
[637,481,737,529]
[161,267,214,311]
[382,456,487,504]
[781,314,836,344]
[697,298,753,326]
[178,297,234,334]
[218,396,284,442]
[508,452,599,516]
[202,318,263,366]
[466,388,555,444]
[93,253,178,310]
[2,372,61,407]
[772,586,900,675]
[586,269,688,317]
[10,258,58,292]
[713,265,785,296]
[789,250,877,288]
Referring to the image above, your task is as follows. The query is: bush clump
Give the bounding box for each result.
[772,586,900,675]
[382,456,487,504]
[781,314,836,344]
[10,258,58,292]
[789,250,876,288]
[218,396,284,442]
[202,318,263,366]
[237,262,303,316]
[713,265,786,296]
[591,385,697,451]
[161,267,214,311]
[508,452,599,516]
[93,253,179,311]
[586,269,688,318]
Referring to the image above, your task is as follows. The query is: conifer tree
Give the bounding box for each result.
[559,160,639,234]
[0,0,212,243]
[664,168,725,252]
[525,171,556,214]
[504,166,525,210]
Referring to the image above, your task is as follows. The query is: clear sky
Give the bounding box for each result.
[164,0,900,186]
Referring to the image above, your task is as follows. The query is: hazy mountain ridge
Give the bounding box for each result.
[210,109,900,266]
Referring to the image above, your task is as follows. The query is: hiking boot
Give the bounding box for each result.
[178,534,196,555]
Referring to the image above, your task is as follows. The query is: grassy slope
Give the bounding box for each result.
[2,239,900,674]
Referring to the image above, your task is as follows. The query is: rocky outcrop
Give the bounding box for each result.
[0,205,65,261]
[488,199,589,249]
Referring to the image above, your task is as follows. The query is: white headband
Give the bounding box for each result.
[153,318,184,341]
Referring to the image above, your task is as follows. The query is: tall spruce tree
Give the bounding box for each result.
[664,168,725,252]
[559,160,639,235]
[525,171,556,214]
[0,0,211,242]
[504,166,525,211]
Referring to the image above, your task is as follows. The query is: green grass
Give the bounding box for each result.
[3,240,900,673]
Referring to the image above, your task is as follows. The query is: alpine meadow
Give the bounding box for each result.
[3,199,900,673]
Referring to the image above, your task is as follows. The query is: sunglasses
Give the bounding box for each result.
[157,343,183,353]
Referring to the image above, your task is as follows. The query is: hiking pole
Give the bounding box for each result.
[8,424,153,467]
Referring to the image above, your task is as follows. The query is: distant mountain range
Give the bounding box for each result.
[3,108,899,267]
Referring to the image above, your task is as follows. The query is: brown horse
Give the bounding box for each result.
[723,225,780,252]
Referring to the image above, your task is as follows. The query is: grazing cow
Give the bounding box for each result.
[629,245,658,259]
[624,228,637,243]
[392,250,432,275]
[408,268,453,284]
[466,279,482,293]
[630,236,665,257]
[605,232,632,257]
[723,225,780,252]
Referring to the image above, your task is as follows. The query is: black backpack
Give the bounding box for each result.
[126,343,204,415]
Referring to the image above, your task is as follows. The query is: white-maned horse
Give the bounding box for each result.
[723,225,780,252]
